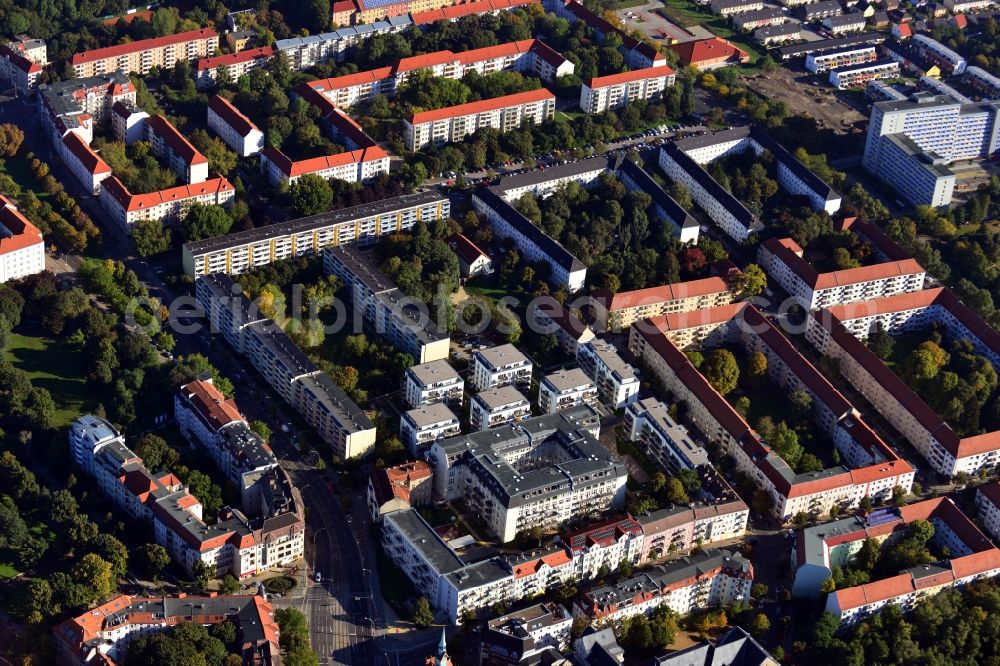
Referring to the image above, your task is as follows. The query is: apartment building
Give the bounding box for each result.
[868,79,908,102]
[100,176,234,230]
[0,37,45,96]
[805,45,877,73]
[564,515,645,580]
[401,402,462,455]
[196,46,275,89]
[549,0,667,69]
[625,397,710,472]
[829,58,899,88]
[304,39,572,109]
[912,34,967,74]
[480,603,573,665]
[945,0,996,11]
[733,7,787,29]
[538,369,598,414]
[183,190,449,276]
[862,92,1000,206]
[964,65,1000,99]
[753,23,802,46]
[531,296,597,355]
[174,378,278,511]
[427,406,626,542]
[776,31,885,60]
[207,95,264,157]
[55,594,281,666]
[820,501,1000,625]
[806,288,1000,477]
[576,339,640,409]
[756,218,925,310]
[635,468,749,559]
[404,359,464,408]
[793,497,993,597]
[144,115,208,184]
[196,274,377,458]
[976,482,1000,541]
[367,460,434,519]
[580,64,675,114]
[593,275,735,331]
[470,385,532,431]
[68,414,304,580]
[629,305,914,522]
[324,244,450,363]
[574,549,753,628]
[405,88,555,150]
[659,126,841,242]
[111,101,149,144]
[71,28,219,78]
[471,344,533,391]
[710,0,765,17]
[918,75,973,104]
[0,195,44,284]
[796,0,842,21]
[823,13,867,35]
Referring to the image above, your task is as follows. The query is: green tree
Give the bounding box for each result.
[412,596,434,627]
[663,477,689,505]
[136,543,170,580]
[702,349,740,395]
[624,613,653,649]
[288,174,333,216]
[131,218,171,256]
[751,582,768,599]
[750,612,770,638]
[867,322,894,360]
[734,264,767,298]
[184,204,233,242]
[72,553,114,604]
[189,129,238,177]
[193,560,213,589]
[249,420,272,441]
[220,575,240,594]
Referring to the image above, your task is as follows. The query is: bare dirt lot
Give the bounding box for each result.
[744,67,867,132]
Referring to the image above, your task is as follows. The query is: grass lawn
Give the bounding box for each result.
[0,154,48,200]
[4,332,93,426]
[613,0,650,8]
[464,275,510,301]
[0,560,21,581]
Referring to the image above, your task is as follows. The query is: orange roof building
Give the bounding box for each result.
[367,460,434,518]
[581,63,676,114]
[668,36,750,70]
[807,287,1000,477]
[99,175,235,230]
[71,28,219,78]
[0,194,45,284]
[195,45,274,89]
[593,274,736,330]
[629,302,914,523]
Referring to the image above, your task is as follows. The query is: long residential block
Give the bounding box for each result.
[71,28,218,78]
[196,274,376,458]
[807,288,1000,477]
[405,87,555,150]
[829,58,899,89]
[629,304,914,522]
[593,275,736,331]
[0,194,45,284]
[182,190,450,276]
[580,64,675,115]
[100,175,235,230]
[805,46,877,73]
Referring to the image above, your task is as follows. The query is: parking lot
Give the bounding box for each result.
[616,0,713,44]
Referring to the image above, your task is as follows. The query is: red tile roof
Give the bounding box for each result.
[62,131,112,175]
[669,37,749,66]
[208,95,259,139]
[446,233,489,265]
[72,28,218,66]
[333,0,358,12]
[260,146,389,178]
[409,87,554,124]
[102,175,234,213]
[197,45,274,72]
[598,275,731,313]
[102,9,154,25]
[146,115,208,166]
[512,549,572,578]
[895,22,913,37]
[0,45,41,73]
[0,195,43,256]
[179,379,244,432]
[587,63,675,89]
[411,0,539,23]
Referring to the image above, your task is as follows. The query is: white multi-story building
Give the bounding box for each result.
[55,594,281,666]
[830,58,899,89]
[471,344,533,392]
[944,0,996,11]
[580,64,674,114]
[964,66,1000,99]
[405,88,556,150]
[400,402,462,455]
[481,603,574,662]
[100,176,235,230]
[538,369,598,414]
[0,37,44,96]
[575,549,753,628]
[195,46,274,89]
[175,378,279,511]
[427,406,627,542]
[576,340,640,409]
[756,218,925,310]
[404,359,464,408]
[196,274,377,459]
[862,93,1000,206]
[145,115,209,184]
[0,195,44,284]
[630,304,915,522]
[70,28,218,78]
[593,275,735,331]
[208,95,264,157]
[111,101,149,145]
[470,385,531,431]
[68,414,304,580]
[324,244,450,363]
[183,190,450,277]
[564,515,645,580]
[806,288,1000,477]
[806,45,877,73]
[472,187,587,292]
[912,34,967,75]
[625,398,710,472]
[976,482,1000,541]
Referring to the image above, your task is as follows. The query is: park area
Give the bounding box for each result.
[3,332,93,427]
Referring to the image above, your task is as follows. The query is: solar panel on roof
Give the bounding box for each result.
[866,508,898,527]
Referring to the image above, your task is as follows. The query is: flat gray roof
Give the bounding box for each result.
[541,368,594,392]
[407,359,461,387]
[473,385,529,410]
[403,402,459,428]
[475,344,531,372]
[385,509,465,575]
